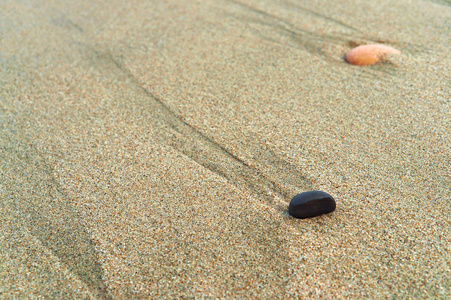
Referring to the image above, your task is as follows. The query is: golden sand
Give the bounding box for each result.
[1,0,450,298]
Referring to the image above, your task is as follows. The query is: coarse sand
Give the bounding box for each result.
[1,0,450,298]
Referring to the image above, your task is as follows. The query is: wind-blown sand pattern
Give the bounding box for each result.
[1,0,450,298]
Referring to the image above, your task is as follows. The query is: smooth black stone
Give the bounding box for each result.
[288,191,336,219]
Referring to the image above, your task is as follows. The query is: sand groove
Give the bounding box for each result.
[93,50,312,211]
[0,127,112,300]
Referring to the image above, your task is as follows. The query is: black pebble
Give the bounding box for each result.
[288,191,336,219]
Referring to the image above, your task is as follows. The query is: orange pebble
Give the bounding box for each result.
[345,44,401,66]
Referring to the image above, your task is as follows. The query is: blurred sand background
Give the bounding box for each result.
[1,0,450,298]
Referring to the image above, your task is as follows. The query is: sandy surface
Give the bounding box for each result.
[1,0,450,298]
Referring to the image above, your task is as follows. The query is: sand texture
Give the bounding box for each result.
[1,0,450,298]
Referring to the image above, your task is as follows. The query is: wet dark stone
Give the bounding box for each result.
[288,191,336,219]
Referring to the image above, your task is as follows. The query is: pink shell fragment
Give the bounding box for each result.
[345,44,401,66]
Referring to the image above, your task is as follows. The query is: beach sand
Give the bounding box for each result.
[1,0,450,298]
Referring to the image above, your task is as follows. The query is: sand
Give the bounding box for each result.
[1,0,450,298]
